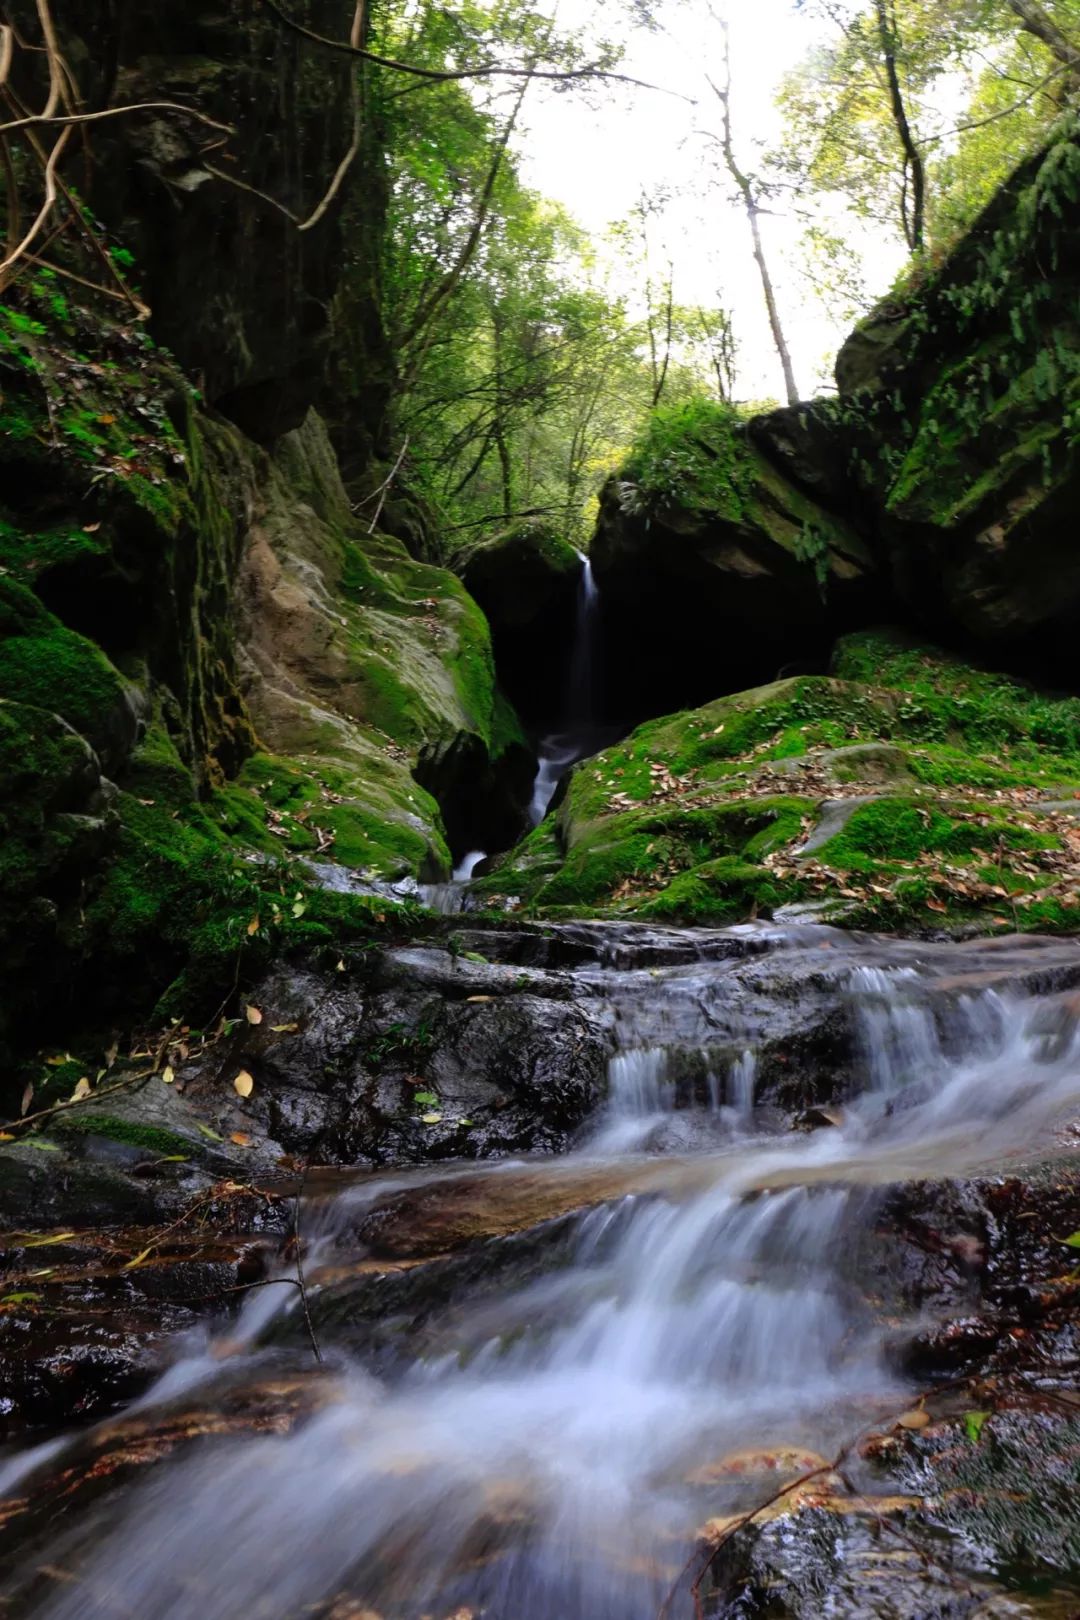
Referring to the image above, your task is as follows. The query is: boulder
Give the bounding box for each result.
[478,628,1080,936]
[590,405,882,722]
[834,116,1080,661]
[455,521,585,729]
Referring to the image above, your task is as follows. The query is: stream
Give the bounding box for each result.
[5,922,1080,1618]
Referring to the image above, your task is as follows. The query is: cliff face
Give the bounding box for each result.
[36,0,393,448]
[0,2,531,1079]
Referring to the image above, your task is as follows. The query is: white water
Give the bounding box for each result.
[17,943,1080,1620]
[529,552,607,826]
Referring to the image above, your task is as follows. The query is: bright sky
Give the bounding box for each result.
[516,0,908,401]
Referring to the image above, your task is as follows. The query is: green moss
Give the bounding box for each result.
[0,578,129,756]
[0,518,111,582]
[52,1113,197,1157]
[637,857,794,924]
[832,629,1080,767]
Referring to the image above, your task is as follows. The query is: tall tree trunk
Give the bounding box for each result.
[708,26,799,406]
[651,263,674,408]
[874,0,925,253]
[1005,0,1080,81]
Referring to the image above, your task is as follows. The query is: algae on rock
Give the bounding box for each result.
[476,630,1080,933]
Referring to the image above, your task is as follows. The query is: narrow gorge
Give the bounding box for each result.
[2,3,1080,1617]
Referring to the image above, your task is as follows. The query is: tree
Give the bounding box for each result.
[778,0,1080,263]
[705,18,800,405]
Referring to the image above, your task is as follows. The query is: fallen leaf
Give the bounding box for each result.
[25,1139,60,1153]
[69,1077,92,1102]
[195,1122,224,1142]
[2,1291,41,1306]
[897,1409,931,1431]
[233,1070,255,1099]
[291,899,306,918]
[269,1022,300,1034]
[420,1112,443,1125]
[20,1083,33,1117]
[96,412,117,426]
[963,1411,991,1443]
[82,522,102,533]
[466,995,494,1004]
[246,915,261,936]
[19,1230,76,1247]
[161,1065,175,1085]
[230,1131,252,1147]
[336,959,346,972]
[245,1005,263,1025]
[925,898,947,914]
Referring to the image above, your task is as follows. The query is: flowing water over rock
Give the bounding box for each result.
[5,924,1080,1618]
[530,552,615,827]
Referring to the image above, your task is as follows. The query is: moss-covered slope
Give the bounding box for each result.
[0,266,524,1074]
[476,630,1080,933]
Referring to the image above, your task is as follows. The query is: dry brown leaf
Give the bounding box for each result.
[233,1070,255,1099]
[230,1131,252,1147]
[19,1083,33,1117]
[897,1409,930,1431]
[246,915,260,937]
[245,1005,263,1025]
[161,1065,175,1085]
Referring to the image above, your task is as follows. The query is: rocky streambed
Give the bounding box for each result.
[3,920,1080,1617]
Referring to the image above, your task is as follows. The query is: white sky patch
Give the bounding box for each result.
[515,0,909,402]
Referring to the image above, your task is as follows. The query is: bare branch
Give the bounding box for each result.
[258,0,693,101]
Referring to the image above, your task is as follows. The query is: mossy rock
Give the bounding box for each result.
[455,520,582,633]
[484,630,1080,934]
[0,578,139,767]
[834,116,1080,656]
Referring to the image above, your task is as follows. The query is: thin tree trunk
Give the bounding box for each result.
[651,263,674,408]
[401,69,532,372]
[708,26,798,406]
[1005,0,1080,81]
[874,0,925,253]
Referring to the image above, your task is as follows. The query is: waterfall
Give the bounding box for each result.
[530,552,604,826]
[13,931,1080,1620]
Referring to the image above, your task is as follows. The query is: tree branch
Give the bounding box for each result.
[1005,0,1080,81]
[258,0,693,100]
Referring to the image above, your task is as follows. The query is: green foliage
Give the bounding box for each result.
[620,398,754,516]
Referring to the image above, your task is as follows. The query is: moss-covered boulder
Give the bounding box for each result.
[589,401,882,723]
[453,520,584,730]
[456,521,582,632]
[833,114,1080,658]
[239,411,532,875]
[475,629,1080,933]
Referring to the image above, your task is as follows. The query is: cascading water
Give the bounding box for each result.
[529,551,606,826]
[8,927,1080,1619]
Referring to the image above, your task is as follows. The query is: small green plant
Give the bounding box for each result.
[792,520,831,598]
[621,397,754,519]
